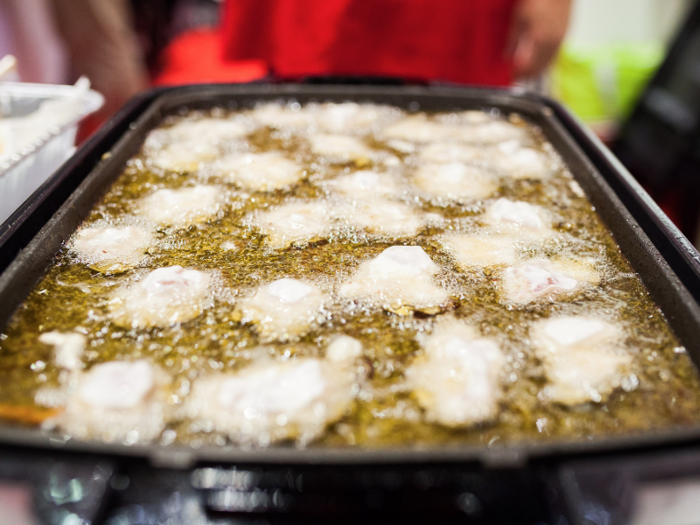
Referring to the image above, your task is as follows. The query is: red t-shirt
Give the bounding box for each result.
[222,0,519,86]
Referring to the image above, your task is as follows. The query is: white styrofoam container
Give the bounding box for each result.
[0,80,104,225]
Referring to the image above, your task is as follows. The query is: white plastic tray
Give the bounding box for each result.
[0,80,104,225]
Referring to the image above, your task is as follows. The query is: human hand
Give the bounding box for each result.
[507,0,573,79]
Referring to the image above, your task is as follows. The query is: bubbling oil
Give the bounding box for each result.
[1,101,699,450]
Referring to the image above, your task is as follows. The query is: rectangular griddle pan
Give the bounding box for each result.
[2,84,700,469]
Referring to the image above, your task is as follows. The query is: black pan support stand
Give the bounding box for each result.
[2,84,700,524]
[5,446,700,524]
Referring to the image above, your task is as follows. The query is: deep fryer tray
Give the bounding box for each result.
[1,84,700,469]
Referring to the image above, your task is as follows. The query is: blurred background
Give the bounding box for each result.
[0,1,692,120]
[554,0,691,139]
[1,0,700,239]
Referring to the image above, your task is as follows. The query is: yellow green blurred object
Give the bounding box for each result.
[552,43,664,124]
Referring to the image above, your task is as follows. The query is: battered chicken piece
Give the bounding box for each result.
[413,163,498,201]
[109,266,212,329]
[405,320,505,426]
[501,258,600,305]
[187,356,359,445]
[327,170,404,200]
[483,198,551,238]
[536,316,621,349]
[251,102,315,128]
[339,246,450,315]
[214,152,304,191]
[315,102,394,132]
[382,116,464,143]
[442,234,518,268]
[454,110,494,124]
[71,225,152,274]
[250,200,335,248]
[235,279,326,342]
[56,360,166,442]
[309,134,374,162]
[326,335,363,363]
[493,140,555,179]
[148,141,219,172]
[145,118,249,172]
[468,120,525,144]
[384,115,524,145]
[253,102,395,132]
[348,201,434,237]
[38,332,86,371]
[154,117,249,144]
[138,186,222,228]
[532,316,632,405]
[418,143,481,164]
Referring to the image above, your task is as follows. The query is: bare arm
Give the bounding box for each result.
[507,0,573,79]
[49,0,148,117]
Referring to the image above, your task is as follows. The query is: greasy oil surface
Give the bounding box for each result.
[2,103,700,451]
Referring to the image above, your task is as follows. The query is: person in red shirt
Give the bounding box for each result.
[221,0,573,86]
